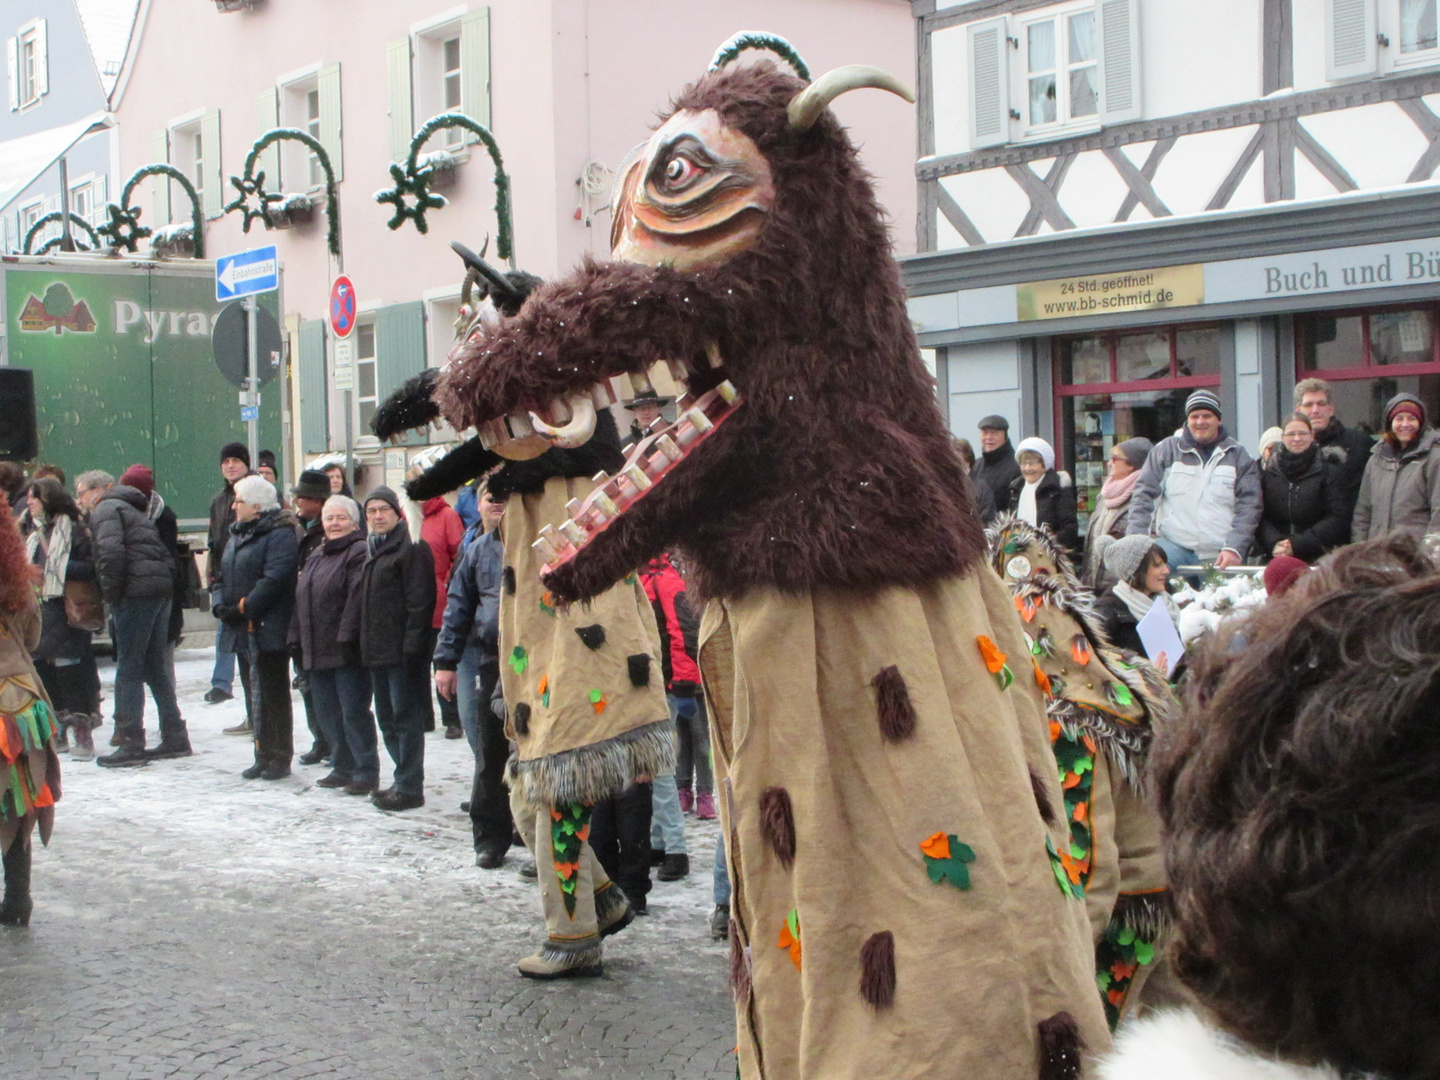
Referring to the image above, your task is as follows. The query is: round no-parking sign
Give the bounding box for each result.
[329,275,357,339]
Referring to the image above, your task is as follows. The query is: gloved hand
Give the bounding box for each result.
[214,603,246,625]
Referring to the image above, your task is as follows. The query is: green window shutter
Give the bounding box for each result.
[460,8,491,135]
[201,108,222,219]
[318,62,343,184]
[151,129,171,224]
[257,86,280,188]
[298,319,329,454]
[386,38,413,163]
[375,301,427,445]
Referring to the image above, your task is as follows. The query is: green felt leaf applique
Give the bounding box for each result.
[920,832,977,891]
[995,664,1014,692]
[510,646,529,675]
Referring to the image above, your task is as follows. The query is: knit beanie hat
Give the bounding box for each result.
[1185,390,1222,419]
[220,441,251,467]
[1104,534,1158,584]
[978,414,1010,432]
[1258,426,1283,458]
[258,449,277,470]
[118,464,154,499]
[1115,437,1152,471]
[1263,555,1309,599]
[1385,393,1426,429]
[233,474,278,511]
[363,486,402,516]
[1014,436,1055,472]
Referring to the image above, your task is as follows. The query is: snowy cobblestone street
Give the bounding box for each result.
[0,649,734,1079]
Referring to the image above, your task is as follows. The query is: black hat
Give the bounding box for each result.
[622,387,674,409]
[258,449,277,469]
[291,469,331,501]
[977,415,1009,432]
[220,442,250,467]
[363,485,402,516]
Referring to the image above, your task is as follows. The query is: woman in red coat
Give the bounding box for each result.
[420,495,465,738]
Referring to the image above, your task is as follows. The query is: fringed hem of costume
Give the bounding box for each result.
[510,718,676,807]
[1096,892,1170,1030]
[0,691,61,853]
[550,801,592,918]
[1049,696,1151,793]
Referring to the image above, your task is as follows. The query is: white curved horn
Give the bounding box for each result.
[530,392,598,448]
[787,65,915,131]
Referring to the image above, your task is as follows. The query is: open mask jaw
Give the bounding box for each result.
[530,372,741,575]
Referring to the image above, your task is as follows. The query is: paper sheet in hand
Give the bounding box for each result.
[1136,601,1183,677]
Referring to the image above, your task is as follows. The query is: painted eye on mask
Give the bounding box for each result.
[661,154,702,189]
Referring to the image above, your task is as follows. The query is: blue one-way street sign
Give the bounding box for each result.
[216,245,279,301]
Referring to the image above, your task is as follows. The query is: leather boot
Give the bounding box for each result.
[70,718,95,760]
[0,840,33,927]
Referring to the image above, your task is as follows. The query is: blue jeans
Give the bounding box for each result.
[212,627,235,694]
[713,833,730,907]
[370,661,427,796]
[112,597,185,748]
[672,693,713,794]
[1154,537,1203,586]
[649,772,687,855]
[455,641,483,755]
[308,665,379,784]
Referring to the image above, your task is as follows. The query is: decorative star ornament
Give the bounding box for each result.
[96,202,151,253]
[374,161,448,234]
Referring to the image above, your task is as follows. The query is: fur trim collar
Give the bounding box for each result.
[1100,1010,1359,1080]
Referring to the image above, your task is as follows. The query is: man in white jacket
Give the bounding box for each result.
[1125,390,1261,575]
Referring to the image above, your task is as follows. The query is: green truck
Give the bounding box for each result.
[3,254,285,635]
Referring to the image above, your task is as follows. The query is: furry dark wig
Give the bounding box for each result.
[1153,535,1440,1077]
[436,60,980,603]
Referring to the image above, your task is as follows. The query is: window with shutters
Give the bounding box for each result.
[1018,2,1099,135]
[272,63,342,191]
[171,119,204,205]
[7,19,47,111]
[280,72,321,192]
[402,8,491,155]
[1388,0,1440,69]
[166,110,222,221]
[354,320,379,438]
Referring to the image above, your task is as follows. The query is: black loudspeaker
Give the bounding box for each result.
[0,368,39,461]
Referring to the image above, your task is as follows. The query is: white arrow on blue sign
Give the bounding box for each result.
[216,245,279,301]
[240,405,260,422]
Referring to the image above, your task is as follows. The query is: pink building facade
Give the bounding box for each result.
[112,0,915,484]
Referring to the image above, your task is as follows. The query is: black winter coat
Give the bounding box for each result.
[1255,447,1351,562]
[90,485,175,605]
[1094,591,1143,655]
[28,516,96,661]
[291,529,366,670]
[1312,418,1373,517]
[974,441,1022,515]
[358,527,435,669]
[1008,470,1080,553]
[433,529,502,670]
[148,498,186,642]
[215,510,299,654]
[206,482,239,585]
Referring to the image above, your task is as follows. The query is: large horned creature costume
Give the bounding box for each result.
[422,39,1109,1078]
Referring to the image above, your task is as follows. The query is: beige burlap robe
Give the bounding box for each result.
[498,477,673,810]
[700,567,1110,1080]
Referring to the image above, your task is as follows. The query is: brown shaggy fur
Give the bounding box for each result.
[436,62,983,603]
[626,653,650,687]
[511,702,530,737]
[1153,535,1440,1078]
[729,919,750,1000]
[0,493,32,614]
[759,786,796,869]
[858,930,896,1010]
[1036,1012,1085,1080]
[871,665,917,742]
[1028,765,1058,828]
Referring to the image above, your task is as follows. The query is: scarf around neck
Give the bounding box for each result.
[1100,468,1141,509]
[1113,579,1180,626]
[25,512,74,599]
[1275,442,1318,482]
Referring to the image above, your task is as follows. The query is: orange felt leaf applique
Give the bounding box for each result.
[1070,635,1092,666]
[778,909,802,970]
[1034,661,1052,697]
[976,636,1007,674]
[919,831,951,860]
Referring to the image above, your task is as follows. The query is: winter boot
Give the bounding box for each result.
[710,904,730,940]
[223,720,253,736]
[69,719,95,760]
[0,840,33,927]
[657,853,690,881]
[695,792,717,820]
[51,718,70,754]
[596,882,634,938]
[677,786,695,814]
[517,938,603,979]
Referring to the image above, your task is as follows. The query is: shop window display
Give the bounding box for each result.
[1056,324,1230,531]
[1297,304,1440,432]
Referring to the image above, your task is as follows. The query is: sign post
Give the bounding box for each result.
[217,245,280,467]
[329,274,358,487]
